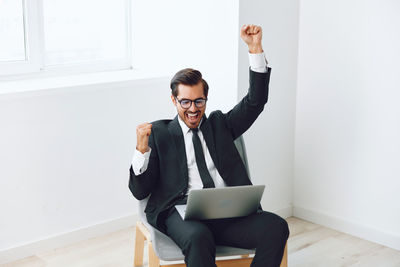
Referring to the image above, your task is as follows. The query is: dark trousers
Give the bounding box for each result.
[165,209,289,267]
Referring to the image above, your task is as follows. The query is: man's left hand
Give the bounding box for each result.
[240,24,263,54]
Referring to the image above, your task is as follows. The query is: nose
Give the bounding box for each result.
[188,102,198,112]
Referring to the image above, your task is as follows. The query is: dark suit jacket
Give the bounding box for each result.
[129,68,271,231]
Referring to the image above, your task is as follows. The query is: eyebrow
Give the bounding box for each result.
[178,97,205,101]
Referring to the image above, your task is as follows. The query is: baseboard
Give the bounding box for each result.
[293,206,400,251]
[272,205,293,219]
[0,213,139,264]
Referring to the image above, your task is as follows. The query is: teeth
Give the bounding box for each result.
[188,113,197,117]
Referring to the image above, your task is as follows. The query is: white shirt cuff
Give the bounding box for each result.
[132,148,152,175]
[249,52,268,73]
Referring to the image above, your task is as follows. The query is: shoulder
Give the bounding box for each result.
[151,119,172,128]
[207,110,227,126]
[149,119,173,134]
[147,119,173,143]
[208,110,224,120]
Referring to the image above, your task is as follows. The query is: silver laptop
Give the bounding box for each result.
[175,185,265,220]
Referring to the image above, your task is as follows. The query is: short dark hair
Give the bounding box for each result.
[170,68,209,98]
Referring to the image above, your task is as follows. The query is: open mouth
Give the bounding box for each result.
[186,112,200,125]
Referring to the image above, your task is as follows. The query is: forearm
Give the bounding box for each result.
[129,133,158,200]
[249,52,268,73]
[248,44,263,54]
[132,148,152,175]
[226,68,271,139]
[129,163,158,200]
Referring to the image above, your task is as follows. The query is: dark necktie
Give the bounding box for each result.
[191,128,215,188]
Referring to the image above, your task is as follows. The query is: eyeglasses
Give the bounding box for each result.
[175,97,207,109]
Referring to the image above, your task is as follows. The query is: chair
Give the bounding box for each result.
[133,136,288,267]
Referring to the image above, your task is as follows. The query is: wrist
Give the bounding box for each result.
[248,44,263,54]
[136,145,148,154]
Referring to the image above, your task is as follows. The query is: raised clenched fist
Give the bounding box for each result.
[240,24,263,54]
[136,123,152,154]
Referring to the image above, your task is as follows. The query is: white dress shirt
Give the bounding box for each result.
[177,117,227,192]
[131,52,268,193]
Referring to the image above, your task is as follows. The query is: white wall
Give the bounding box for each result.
[294,0,400,250]
[238,0,299,216]
[7,0,398,262]
[0,0,239,261]
[0,78,172,251]
[132,0,239,114]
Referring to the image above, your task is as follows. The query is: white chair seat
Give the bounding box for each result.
[139,192,255,261]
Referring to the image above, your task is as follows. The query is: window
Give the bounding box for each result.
[0,0,132,77]
[0,0,26,62]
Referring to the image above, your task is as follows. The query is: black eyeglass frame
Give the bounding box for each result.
[175,97,208,109]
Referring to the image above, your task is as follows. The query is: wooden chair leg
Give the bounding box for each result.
[148,241,160,267]
[134,223,145,266]
[280,242,288,267]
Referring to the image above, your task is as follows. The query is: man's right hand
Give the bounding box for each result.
[136,123,152,154]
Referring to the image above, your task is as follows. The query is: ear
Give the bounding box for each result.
[171,95,177,106]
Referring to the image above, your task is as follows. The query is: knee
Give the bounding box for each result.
[260,213,290,243]
[183,227,215,251]
[278,217,290,241]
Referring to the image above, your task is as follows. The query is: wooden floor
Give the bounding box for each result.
[2,217,400,267]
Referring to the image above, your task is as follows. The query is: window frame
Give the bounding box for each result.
[0,0,133,78]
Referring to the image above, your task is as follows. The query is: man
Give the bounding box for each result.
[129,25,289,267]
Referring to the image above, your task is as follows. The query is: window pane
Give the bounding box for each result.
[0,0,26,61]
[43,0,128,66]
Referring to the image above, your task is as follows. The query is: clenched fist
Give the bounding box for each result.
[136,123,152,154]
[240,24,263,54]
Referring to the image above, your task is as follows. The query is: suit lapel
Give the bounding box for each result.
[168,116,189,187]
[200,115,220,170]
